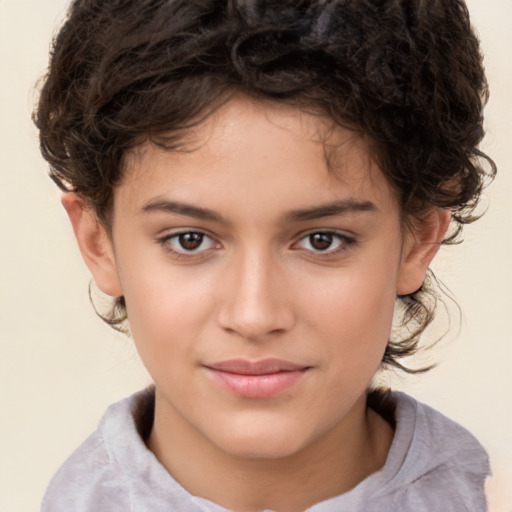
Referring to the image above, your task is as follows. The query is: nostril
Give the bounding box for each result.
[218,304,295,341]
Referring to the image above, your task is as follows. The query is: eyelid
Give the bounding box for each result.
[291,229,356,254]
[157,228,221,254]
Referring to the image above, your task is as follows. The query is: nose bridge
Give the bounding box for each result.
[218,244,293,340]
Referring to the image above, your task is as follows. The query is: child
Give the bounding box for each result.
[34,0,496,510]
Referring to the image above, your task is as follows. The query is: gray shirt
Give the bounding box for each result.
[41,390,489,511]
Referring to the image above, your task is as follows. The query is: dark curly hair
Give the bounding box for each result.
[34,0,495,372]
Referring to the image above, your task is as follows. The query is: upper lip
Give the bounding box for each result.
[205,359,309,375]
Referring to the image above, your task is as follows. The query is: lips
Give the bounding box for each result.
[204,359,310,399]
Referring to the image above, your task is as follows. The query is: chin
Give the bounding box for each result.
[221,437,307,461]
[211,417,315,461]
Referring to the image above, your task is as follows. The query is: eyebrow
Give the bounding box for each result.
[140,197,377,223]
[140,199,225,222]
[284,199,378,222]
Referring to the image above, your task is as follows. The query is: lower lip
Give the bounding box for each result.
[206,369,307,399]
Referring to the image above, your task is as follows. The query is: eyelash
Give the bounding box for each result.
[158,230,220,255]
[292,230,356,255]
[158,229,356,258]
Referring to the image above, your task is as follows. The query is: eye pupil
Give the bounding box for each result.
[179,232,203,250]
[310,233,333,250]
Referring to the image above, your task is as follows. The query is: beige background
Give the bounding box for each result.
[0,1,511,510]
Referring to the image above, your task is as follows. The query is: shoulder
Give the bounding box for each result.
[40,388,226,512]
[384,392,490,511]
[40,395,135,512]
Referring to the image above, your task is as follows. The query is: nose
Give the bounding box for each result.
[217,250,295,341]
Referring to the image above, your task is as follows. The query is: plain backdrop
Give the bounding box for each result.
[1,1,511,511]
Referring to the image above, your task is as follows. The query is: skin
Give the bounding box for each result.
[64,96,449,511]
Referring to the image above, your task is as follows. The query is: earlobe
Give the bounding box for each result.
[61,193,123,298]
[396,208,451,296]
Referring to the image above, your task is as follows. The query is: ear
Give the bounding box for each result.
[61,193,123,298]
[397,208,451,295]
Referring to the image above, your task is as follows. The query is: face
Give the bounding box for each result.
[96,97,418,459]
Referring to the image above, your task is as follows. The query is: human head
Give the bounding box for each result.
[34,0,495,371]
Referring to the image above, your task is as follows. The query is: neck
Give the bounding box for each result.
[147,390,394,511]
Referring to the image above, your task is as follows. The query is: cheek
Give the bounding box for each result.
[118,257,219,369]
[300,255,399,364]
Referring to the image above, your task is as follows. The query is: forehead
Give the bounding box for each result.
[117,96,397,219]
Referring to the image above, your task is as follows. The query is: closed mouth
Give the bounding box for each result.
[204,358,310,375]
[203,359,311,399]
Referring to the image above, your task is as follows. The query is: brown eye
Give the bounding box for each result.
[179,232,204,250]
[161,231,218,254]
[309,233,334,251]
[294,231,353,254]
